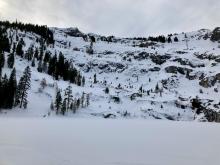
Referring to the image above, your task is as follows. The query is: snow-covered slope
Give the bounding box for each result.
[0,119,220,165]
[1,26,220,121]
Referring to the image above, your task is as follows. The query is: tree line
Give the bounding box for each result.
[7,28,85,87]
[0,20,54,44]
[148,35,179,43]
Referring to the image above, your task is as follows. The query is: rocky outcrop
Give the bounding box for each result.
[173,58,205,68]
[150,55,171,65]
[134,52,149,60]
[199,73,220,88]
[211,27,220,42]
[65,28,85,37]
[79,61,127,73]
[194,52,220,61]
[165,66,193,75]
[149,67,161,72]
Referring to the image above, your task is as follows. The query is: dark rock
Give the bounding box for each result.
[140,69,148,73]
[150,55,171,65]
[111,96,121,103]
[211,27,220,42]
[65,28,85,37]
[149,67,161,72]
[98,64,108,70]
[134,52,149,60]
[103,114,116,119]
[165,66,193,75]
[176,51,188,54]
[215,58,220,63]
[130,93,142,100]
[199,73,220,88]
[173,58,205,68]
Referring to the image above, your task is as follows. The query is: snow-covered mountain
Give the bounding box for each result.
[1,22,220,122]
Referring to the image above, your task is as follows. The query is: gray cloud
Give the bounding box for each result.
[0,0,220,37]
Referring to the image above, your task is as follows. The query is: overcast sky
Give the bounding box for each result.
[0,0,219,37]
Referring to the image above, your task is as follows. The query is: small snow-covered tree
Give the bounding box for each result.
[7,53,15,68]
[64,84,73,110]
[55,90,62,114]
[40,78,47,89]
[61,99,67,115]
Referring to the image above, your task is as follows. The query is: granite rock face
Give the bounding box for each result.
[211,27,220,42]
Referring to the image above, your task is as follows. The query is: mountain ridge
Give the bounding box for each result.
[0,20,220,122]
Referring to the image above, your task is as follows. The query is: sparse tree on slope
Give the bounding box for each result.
[61,99,67,115]
[7,68,17,108]
[15,66,31,109]
[64,84,73,111]
[55,90,62,114]
[7,53,15,68]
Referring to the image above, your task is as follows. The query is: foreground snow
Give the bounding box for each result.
[0,119,219,165]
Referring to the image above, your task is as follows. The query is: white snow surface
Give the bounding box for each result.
[0,119,220,165]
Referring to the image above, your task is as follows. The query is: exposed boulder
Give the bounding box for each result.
[134,52,149,60]
[103,114,116,119]
[199,73,220,88]
[173,58,205,68]
[165,66,193,75]
[215,57,220,63]
[194,52,220,61]
[149,67,161,72]
[150,55,171,65]
[211,27,220,42]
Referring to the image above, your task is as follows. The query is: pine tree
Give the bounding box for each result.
[1,74,8,108]
[55,90,62,114]
[174,37,179,42]
[39,39,44,61]
[76,98,80,109]
[82,76,85,87]
[63,60,69,81]
[0,78,2,108]
[0,52,4,77]
[31,58,35,67]
[0,51,5,69]
[86,93,90,107]
[64,84,73,110]
[76,72,82,86]
[12,43,16,53]
[43,51,51,63]
[57,52,65,77]
[16,40,24,57]
[34,48,39,60]
[40,78,47,89]
[25,45,34,61]
[7,53,15,68]
[42,61,48,73]
[105,87,109,94]
[50,101,54,111]
[61,99,67,115]
[80,93,85,108]
[168,37,172,43]
[94,74,97,84]
[155,83,160,93]
[37,60,43,72]
[48,54,57,76]
[71,99,77,113]
[7,68,17,108]
[15,66,31,109]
